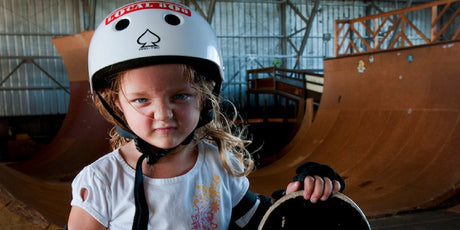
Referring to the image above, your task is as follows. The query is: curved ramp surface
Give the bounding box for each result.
[0,31,111,227]
[11,31,111,180]
[0,164,70,227]
[249,41,460,217]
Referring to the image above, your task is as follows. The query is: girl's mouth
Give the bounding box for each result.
[154,127,176,134]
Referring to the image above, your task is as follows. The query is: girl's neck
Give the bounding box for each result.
[120,140,198,178]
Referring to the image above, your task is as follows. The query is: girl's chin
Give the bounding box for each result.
[146,139,182,150]
[141,133,192,149]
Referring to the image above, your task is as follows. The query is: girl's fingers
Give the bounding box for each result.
[333,180,342,193]
[308,176,324,203]
[286,181,301,195]
[287,177,342,203]
[302,176,316,200]
[320,177,334,201]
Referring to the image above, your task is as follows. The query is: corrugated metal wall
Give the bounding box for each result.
[0,0,80,116]
[0,0,442,116]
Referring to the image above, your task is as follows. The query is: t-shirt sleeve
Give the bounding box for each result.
[229,174,250,207]
[70,166,110,227]
[227,153,250,206]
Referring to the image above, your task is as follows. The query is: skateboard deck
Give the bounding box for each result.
[258,191,371,229]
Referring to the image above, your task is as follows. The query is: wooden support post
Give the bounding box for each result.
[431,5,438,42]
[374,18,379,51]
[334,20,339,56]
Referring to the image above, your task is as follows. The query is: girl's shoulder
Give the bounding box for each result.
[198,141,246,176]
[199,140,218,154]
[74,149,127,183]
[198,141,221,164]
[198,141,250,203]
[85,149,122,170]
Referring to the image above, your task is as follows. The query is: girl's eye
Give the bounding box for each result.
[135,98,148,103]
[173,94,189,100]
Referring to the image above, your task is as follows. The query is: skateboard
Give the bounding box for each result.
[258,191,371,229]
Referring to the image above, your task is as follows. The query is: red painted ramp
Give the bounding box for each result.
[0,31,110,227]
[249,41,460,217]
[11,31,111,180]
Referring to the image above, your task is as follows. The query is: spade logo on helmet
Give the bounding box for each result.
[137,29,161,50]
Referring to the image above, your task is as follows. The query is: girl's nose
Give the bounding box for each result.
[153,100,173,121]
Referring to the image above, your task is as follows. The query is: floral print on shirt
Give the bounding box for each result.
[191,174,221,230]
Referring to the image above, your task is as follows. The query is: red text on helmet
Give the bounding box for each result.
[105,1,191,25]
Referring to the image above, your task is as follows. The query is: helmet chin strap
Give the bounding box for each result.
[117,117,201,230]
[96,92,211,230]
[115,125,195,164]
[115,125,195,230]
[96,91,198,161]
[117,113,205,230]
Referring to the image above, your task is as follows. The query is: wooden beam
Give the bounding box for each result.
[432,7,460,42]
[189,0,207,19]
[293,0,321,69]
[402,14,430,43]
[206,0,217,23]
[336,0,457,24]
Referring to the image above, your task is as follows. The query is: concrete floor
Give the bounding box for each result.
[0,197,459,229]
[0,202,61,230]
[370,208,460,230]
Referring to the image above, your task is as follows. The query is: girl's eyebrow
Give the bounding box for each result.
[120,89,148,97]
[122,86,195,97]
[119,85,149,98]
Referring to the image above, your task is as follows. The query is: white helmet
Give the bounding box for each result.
[88,1,224,93]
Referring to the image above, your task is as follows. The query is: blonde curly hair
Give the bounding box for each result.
[92,64,254,177]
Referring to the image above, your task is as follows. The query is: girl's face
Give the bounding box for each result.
[117,64,201,149]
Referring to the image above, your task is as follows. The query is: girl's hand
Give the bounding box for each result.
[285,176,341,203]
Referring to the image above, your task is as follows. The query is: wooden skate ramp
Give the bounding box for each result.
[11,31,111,180]
[0,31,111,227]
[249,41,460,217]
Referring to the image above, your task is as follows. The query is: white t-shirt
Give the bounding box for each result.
[71,141,249,229]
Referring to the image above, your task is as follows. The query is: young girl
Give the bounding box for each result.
[67,1,344,229]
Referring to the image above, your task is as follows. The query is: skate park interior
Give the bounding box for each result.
[1,0,460,229]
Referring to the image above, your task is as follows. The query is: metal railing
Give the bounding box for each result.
[247,67,322,98]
